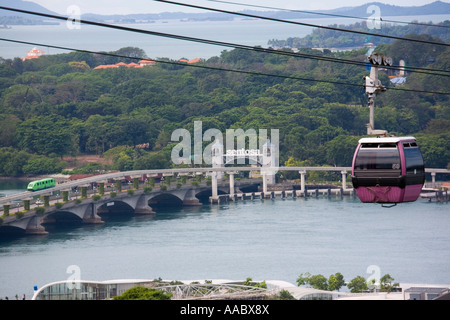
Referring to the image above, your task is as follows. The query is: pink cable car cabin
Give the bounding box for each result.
[351,137,425,204]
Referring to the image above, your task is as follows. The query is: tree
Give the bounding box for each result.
[113,286,172,300]
[133,151,171,170]
[0,114,20,147]
[328,273,345,291]
[308,274,328,291]
[244,277,267,289]
[296,272,312,287]
[347,276,368,293]
[380,274,399,293]
[22,156,66,175]
[15,115,74,157]
[324,135,360,166]
[0,148,30,176]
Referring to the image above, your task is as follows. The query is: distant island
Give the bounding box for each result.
[0,0,449,25]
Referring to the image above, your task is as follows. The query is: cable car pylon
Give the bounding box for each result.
[364,53,392,136]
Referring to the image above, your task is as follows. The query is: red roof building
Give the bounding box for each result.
[139,59,156,66]
[22,47,44,61]
[94,62,148,70]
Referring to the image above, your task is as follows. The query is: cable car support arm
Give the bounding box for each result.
[364,53,393,136]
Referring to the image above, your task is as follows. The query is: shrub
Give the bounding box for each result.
[144,186,153,194]
[35,206,45,215]
[113,286,172,300]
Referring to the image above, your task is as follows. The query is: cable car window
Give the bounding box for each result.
[354,148,401,170]
[404,147,424,174]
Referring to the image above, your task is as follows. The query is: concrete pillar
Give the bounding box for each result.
[431,172,436,186]
[262,171,268,194]
[83,203,103,224]
[299,170,306,194]
[341,170,347,191]
[229,172,235,196]
[23,199,31,211]
[211,171,218,202]
[115,179,122,192]
[3,203,10,216]
[42,195,50,207]
[81,186,88,199]
[98,183,105,195]
[133,178,139,190]
[62,190,69,202]
[25,215,48,235]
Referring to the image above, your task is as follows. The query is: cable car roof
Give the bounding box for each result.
[358,136,416,144]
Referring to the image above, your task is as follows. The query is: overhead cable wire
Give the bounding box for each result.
[205,0,450,29]
[0,6,448,77]
[1,37,449,96]
[153,0,450,47]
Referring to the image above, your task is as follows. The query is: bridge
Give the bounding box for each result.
[0,167,448,236]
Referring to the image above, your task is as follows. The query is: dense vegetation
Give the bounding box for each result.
[297,271,399,293]
[112,286,173,300]
[268,20,450,49]
[0,38,448,177]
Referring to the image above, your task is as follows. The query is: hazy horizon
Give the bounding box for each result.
[27,0,447,16]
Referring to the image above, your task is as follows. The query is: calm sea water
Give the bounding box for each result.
[0,180,449,299]
[1,15,449,60]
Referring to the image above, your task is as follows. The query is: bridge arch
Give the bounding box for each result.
[148,193,184,208]
[42,210,83,225]
[0,225,26,236]
[97,200,135,215]
[195,188,228,203]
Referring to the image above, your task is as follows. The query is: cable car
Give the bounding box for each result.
[351,136,425,204]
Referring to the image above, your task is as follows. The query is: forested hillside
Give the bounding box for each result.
[0,39,448,177]
[268,20,450,49]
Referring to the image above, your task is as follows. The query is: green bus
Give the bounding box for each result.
[27,178,56,191]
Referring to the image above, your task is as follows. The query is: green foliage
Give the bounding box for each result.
[0,38,448,176]
[268,20,450,49]
[243,277,267,289]
[276,289,296,300]
[144,186,153,194]
[297,272,345,291]
[347,276,369,293]
[22,156,66,175]
[34,206,45,215]
[380,274,399,293]
[113,286,172,300]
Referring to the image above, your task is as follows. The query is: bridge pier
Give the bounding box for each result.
[3,203,10,216]
[22,198,31,211]
[229,171,235,197]
[42,194,51,207]
[25,216,48,235]
[210,171,219,204]
[299,170,306,196]
[341,170,348,191]
[183,189,202,206]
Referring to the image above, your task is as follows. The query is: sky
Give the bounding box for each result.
[28,0,445,15]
